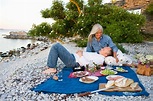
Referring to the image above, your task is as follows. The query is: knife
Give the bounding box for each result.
[77,86,114,97]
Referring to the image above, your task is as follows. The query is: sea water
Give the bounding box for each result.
[0,29,40,53]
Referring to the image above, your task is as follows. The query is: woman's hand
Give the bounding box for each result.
[113,52,119,63]
[115,57,119,63]
[76,50,83,57]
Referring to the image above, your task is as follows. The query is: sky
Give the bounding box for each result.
[0,0,111,30]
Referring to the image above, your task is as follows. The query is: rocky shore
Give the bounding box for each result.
[0,41,153,101]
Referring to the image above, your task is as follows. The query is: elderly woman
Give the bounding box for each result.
[86,23,119,62]
[43,43,113,74]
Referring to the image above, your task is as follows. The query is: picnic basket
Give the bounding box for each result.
[136,60,153,76]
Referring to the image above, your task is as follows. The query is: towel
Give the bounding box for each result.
[31,66,149,96]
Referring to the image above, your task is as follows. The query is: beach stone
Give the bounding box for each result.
[0,42,152,100]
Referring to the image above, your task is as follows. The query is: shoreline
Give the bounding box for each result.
[0,41,153,100]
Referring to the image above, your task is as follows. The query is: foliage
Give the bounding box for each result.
[27,22,51,37]
[145,2,153,15]
[72,38,88,47]
[116,43,127,53]
[135,54,153,65]
[41,0,65,20]
[141,33,153,41]
[28,0,146,43]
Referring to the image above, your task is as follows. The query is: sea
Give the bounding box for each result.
[0,29,41,53]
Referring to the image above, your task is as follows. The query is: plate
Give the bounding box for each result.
[100,69,117,75]
[115,67,128,72]
[79,76,99,83]
[72,71,89,77]
[106,75,124,81]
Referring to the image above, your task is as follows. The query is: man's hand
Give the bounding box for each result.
[76,50,83,57]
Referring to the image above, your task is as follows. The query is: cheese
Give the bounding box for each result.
[115,77,134,87]
[105,80,115,88]
[130,82,138,89]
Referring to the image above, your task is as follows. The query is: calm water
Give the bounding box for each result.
[0,29,40,53]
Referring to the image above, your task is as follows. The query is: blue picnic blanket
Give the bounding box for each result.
[31,66,149,96]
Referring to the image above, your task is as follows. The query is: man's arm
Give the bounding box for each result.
[76,51,89,66]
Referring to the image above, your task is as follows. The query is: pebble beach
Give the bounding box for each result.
[0,41,153,101]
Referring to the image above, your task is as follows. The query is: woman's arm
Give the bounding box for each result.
[86,42,93,52]
[113,52,119,63]
[107,36,119,62]
[107,36,118,53]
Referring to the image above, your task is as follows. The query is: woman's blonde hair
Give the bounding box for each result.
[88,24,103,44]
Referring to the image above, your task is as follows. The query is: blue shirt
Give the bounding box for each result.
[86,34,118,53]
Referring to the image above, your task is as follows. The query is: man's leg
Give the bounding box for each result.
[43,43,79,74]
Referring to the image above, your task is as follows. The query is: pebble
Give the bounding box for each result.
[0,41,153,101]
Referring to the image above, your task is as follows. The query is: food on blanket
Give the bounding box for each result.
[100,69,117,75]
[115,67,128,72]
[79,76,98,83]
[130,82,138,89]
[53,75,58,80]
[106,75,124,81]
[72,71,89,77]
[81,77,94,82]
[105,80,115,88]
[115,77,134,87]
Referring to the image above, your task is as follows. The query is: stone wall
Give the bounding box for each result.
[4,31,31,39]
[115,0,153,34]
[115,0,152,12]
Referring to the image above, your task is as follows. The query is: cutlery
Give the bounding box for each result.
[77,86,114,97]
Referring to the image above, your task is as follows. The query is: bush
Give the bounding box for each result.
[28,22,52,37]
[28,0,146,43]
[145,3,153,15]
[72,38,87,47]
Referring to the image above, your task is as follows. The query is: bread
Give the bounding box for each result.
[105,80,115,88]
[115,77,134,87]
[130,82,138,89]
[53,75,58,80]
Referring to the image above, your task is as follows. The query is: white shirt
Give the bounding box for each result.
[73,52,105,66]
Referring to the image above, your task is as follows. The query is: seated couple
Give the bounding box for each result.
[43,43,113,74]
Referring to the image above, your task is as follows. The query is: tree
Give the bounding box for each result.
[28,22,51,37]
[28,0,146,43]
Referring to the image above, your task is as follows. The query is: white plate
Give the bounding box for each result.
[100,69,117,75]
[106,75,124,81]
[115,67,128,72]
[72,71,89,77]
[79,76,99,83]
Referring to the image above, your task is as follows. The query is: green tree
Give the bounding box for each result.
[145,2,153,15]
[28,0,146,43]
[28,22,51,37]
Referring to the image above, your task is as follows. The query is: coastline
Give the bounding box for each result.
[0,29,46,53]
[0,41,153,100]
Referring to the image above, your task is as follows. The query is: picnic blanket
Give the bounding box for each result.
[31,66,149,96]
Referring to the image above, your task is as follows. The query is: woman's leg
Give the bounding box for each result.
[43,43,79,74]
